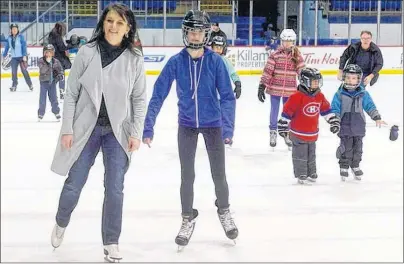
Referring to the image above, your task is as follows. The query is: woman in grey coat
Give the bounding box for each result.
[50,3,146,262]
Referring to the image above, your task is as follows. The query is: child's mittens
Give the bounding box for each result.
[390,125,399,141]
[277,118,290,138]
[327,114,340,134]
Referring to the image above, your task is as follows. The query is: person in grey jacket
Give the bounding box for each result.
[337,31,383,87]
[50,3,147,261]
[37,44,63,121]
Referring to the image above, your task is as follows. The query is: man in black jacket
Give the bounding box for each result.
[337,31,383,86]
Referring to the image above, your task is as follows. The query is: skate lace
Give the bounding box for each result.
[219,211,236,231]
[178,219,194,238]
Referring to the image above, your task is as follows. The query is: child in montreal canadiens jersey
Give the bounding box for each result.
[277,68,341,184]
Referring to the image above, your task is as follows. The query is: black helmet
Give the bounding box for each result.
[43,44,55,55]
[343,64,363,90]
[182,10,211,49]
[211,35,227,55]
[299,67,323,92]
[10,23,18,29]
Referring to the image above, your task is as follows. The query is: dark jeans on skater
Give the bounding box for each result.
[178,125,230,216]
[337,136,364,169]
[269,95,289,131]
[290,134,317,178]
[38,81,60,117]
[56,125,128,245]
[11,57,32,88]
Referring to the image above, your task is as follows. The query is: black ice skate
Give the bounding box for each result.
[10,86,16,92]
[38,115,44,122]
[55,113,61,121]
[175,209,198,251]
[104,244,122,263]
[297,175,308,184]
[29,85,34,91]
[269,130,277,148]
[351,167,363,180]
[340,168,349,181]
[308,173,318,182]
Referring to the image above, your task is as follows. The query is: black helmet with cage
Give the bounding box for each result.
[343,64,363,90]
[299,67,323,93]
[182,10,211,50]
[211,35,228,55]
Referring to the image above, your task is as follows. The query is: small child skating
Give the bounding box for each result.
[278,68,340,184]
[37,44,64,121]
[211,35,241,100]
[331,64,387,181]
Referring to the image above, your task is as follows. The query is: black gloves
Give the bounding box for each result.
[258,83,266,102]
[328,115,341,134]
[234,81,241,99]
[277,118,290,138]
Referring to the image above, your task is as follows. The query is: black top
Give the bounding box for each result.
[96,38,126,127]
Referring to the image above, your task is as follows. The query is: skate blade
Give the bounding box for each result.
[307,178,317,182]
[177,245,186,252]
[354,176,362,181]
[341,176,347,182]
[297,179,310,185]
[104,256,121,263]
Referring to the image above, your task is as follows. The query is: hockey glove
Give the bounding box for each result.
[234,81,241,99]
[258,83,266,102]
[277,118,290,138]
[327,115,340,134]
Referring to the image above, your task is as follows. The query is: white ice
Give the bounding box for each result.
[1,75,403,262]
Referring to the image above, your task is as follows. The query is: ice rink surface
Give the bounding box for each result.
[1,75,403,262]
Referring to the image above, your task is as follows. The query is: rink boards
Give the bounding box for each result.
[1,46,402,78]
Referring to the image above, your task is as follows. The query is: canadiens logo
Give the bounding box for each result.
[303,102,320,117]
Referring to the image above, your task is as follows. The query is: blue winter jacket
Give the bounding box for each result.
[2,34,27,58]
[143,47,236,140]
[331,84,381,137]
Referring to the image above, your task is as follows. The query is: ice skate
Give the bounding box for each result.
[55,113,61,121]
[351,167,363,180]
[104,244,122,263]
[38,115,43,122]
[10,86,16,92]
[308,173,318,182]
[284,134,292,150]
[269,130,277,149]
[217,208,238,243]
[175,209,198,251]
[297,175,308,184]
[29,85,34,91]
[340,168,349,181]
[51,223,66,248]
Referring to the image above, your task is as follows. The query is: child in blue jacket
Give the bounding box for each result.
[2,23,33,91]
[331,64,387,181]
[142,10,238,248]
[210,35,241,99]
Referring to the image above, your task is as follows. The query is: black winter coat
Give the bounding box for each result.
[48,31,72,70]
[338,41,383,86]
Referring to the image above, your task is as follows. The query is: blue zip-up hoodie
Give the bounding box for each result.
[2,34,27,58]
[331,84,381,136]
[143,47,236,140]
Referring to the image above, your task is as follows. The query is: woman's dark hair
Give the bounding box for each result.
[52,22,66,36]
[88,3,142,56]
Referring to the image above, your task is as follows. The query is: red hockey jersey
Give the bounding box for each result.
[281,86,332,142]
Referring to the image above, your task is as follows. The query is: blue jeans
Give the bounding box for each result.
[11,57,32,88]
[56,125,129,245]
[269,95,289,131]
[38,81,60,117]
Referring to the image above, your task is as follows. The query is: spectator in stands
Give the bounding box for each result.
[1,23,33,92]
[48,22,73,99]
[50,3,146,262]
[337,31,383,86]
[208,22,227,46]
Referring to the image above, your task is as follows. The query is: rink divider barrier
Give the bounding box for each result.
[1,46,402,78]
